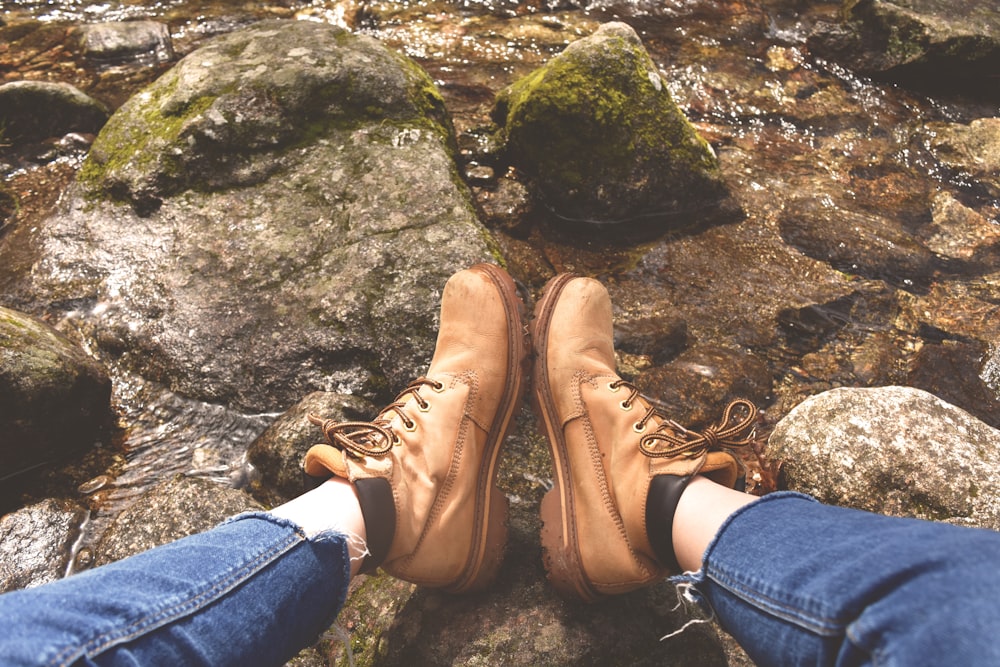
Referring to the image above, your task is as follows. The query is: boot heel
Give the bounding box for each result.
[451,486,509,593]
[540,485,598,603]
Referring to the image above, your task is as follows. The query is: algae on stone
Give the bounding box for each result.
[80,20,454,214]
[493,22,726,227]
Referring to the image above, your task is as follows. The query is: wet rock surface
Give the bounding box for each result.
[633,345,772,429]
[0,306,112,481]
[768,386,1000,529]
[94,475,262,566]
[0,498,87,593]
[809,0,1000,99]
[924,118,1000,198]
[75,20,174,66]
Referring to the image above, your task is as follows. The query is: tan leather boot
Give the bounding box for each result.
[531,274,758,602]
[302,264,529,592]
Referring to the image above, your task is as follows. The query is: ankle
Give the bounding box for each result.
[270,478,368,577]
[671,476,758,572]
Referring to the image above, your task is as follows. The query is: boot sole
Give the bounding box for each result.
[446,263,530,593]
[531,274,601,603]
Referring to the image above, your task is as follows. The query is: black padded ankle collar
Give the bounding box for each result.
[301,472,395,575]
[646,474,694,572]
[353,477,395,574]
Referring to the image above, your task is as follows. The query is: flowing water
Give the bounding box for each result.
[2,0,998,560]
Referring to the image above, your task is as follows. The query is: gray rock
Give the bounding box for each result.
[768,386,1000,529]
[0,498,87,593]
[76,21,174,65]
[492,21,727,227]
[808,0,1000,99]
[0,80,109,143]
[0,306,112,480]
[6,20,498,412]
[94,475,262,566]
[247,391,374,502]
[324,513,733,667]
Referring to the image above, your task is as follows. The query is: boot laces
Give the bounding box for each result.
[609,380,759,459]
[308,377,444,457]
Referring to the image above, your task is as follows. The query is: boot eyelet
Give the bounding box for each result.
[430,381,445,393]
[417,400,431,413]
[632,421,645,433]
[607,382,621,393]
[402,418,417,432]
[620,400,633,411]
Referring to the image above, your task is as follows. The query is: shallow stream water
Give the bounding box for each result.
[2,0,998,565]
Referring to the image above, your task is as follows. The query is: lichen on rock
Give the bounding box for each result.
[79,19,453,215]
[492,21,726,227]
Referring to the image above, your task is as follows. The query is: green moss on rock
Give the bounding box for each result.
[493,21,725,226]
[80,20,455,212]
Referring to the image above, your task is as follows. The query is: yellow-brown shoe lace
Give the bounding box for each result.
[308,377,445,457]
[608,380,758,459]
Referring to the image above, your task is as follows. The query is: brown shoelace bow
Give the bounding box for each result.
[609,381,758,459]
[308,377,444,457]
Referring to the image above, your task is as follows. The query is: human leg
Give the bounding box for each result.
[529,274,757,601]
[302,263,529,591]
[0,262,528,665]
[679,489,1000,667]
[0,478,360,667]
[530,272,1000,666]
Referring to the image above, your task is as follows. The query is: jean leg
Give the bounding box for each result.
[679,492,1000,667]
[0,513,351,667]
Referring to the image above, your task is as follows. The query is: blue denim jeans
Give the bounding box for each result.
[683,492,1000,666]
[3,496,1000,666]
[0,513,350,666]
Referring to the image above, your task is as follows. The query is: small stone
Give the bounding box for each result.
[76,21,174,65]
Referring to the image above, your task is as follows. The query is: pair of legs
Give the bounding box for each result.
[3,265,1000,666]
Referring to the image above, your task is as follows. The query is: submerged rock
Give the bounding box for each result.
[0,80,109,143]
[768,386,1000,529]
[924,118,1000,198]
[0,306,112,480]
[5,20,497,412]
[779,197,940,289]
[808,0,1000,99]
[633,345,772,429]
[492,22,726,227]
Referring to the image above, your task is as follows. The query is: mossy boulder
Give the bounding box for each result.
[7,20,498,412]
[808,0,1000,99]
[0,306,112,479]
[79,19,453,215]
[492,22,726,227]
